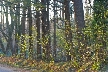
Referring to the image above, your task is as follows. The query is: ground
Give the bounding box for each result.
[0,64,30,72]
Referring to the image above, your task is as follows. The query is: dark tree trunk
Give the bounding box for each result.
[53,0,56,60]
[6,6,14,56]
[41,0,51,61]
[14,3,20,55]
[34,0,42,60]
[28,3,33,59]
[46,0,51,61]
[73,0,85,46]
[41,0,47,60]
[20,7,26,58]
[5,6,9,54]
[64,0,72,61]
[73,0,86,65]
[73,0,85,31]
[36,11,42,59]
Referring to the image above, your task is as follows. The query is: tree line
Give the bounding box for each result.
[0,0,108,68]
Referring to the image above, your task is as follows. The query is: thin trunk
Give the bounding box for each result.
[20,7,26,58]
[36,11,42,59]
[64,0,72,61]
[46,0,51,61]
[53,0,56,60]
[5,6,9,34]
[9,7,15,55]
[28,3,33,59]
[34,0,42,60]
[0,38,5,53]
[5,5,13,55]
[41,0,47,60]
[41,0,51,61]
[14,3,20,55]
[0,4,5,53]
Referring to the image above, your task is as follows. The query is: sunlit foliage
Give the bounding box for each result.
[0,0,108,71]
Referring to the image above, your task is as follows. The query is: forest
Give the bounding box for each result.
[0,0,108,72]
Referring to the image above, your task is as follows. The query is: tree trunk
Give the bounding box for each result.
[64,0,72,61]
[20,7,26,58]
[6,5,14,56]
[36,11,42,59]
[53,0,56,60]
[41,0,51,61]
[73,0,85,31]
[28,2,33,59]
[73,0,85,65]
[14,3,20,55]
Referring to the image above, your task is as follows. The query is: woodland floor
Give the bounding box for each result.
[0,64,31,72]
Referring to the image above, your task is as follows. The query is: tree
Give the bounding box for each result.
[20,1,26,58]
[73,0,85,35]
[41,0,51,61]
[73,0,86,65]
[92,0,108,64]
[64,0,72,61]
[28,0,33,59]
[53,0,56,60]
[14,2,20,55]
[3,1,15,55]
[34,0,42,60]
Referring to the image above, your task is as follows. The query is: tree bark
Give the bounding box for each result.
[64,0,72,61]
[28,2,33,59]
[41,0,51,61]
[36,11,42,59]
[20,7,26,58]
[73,0,85,64]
